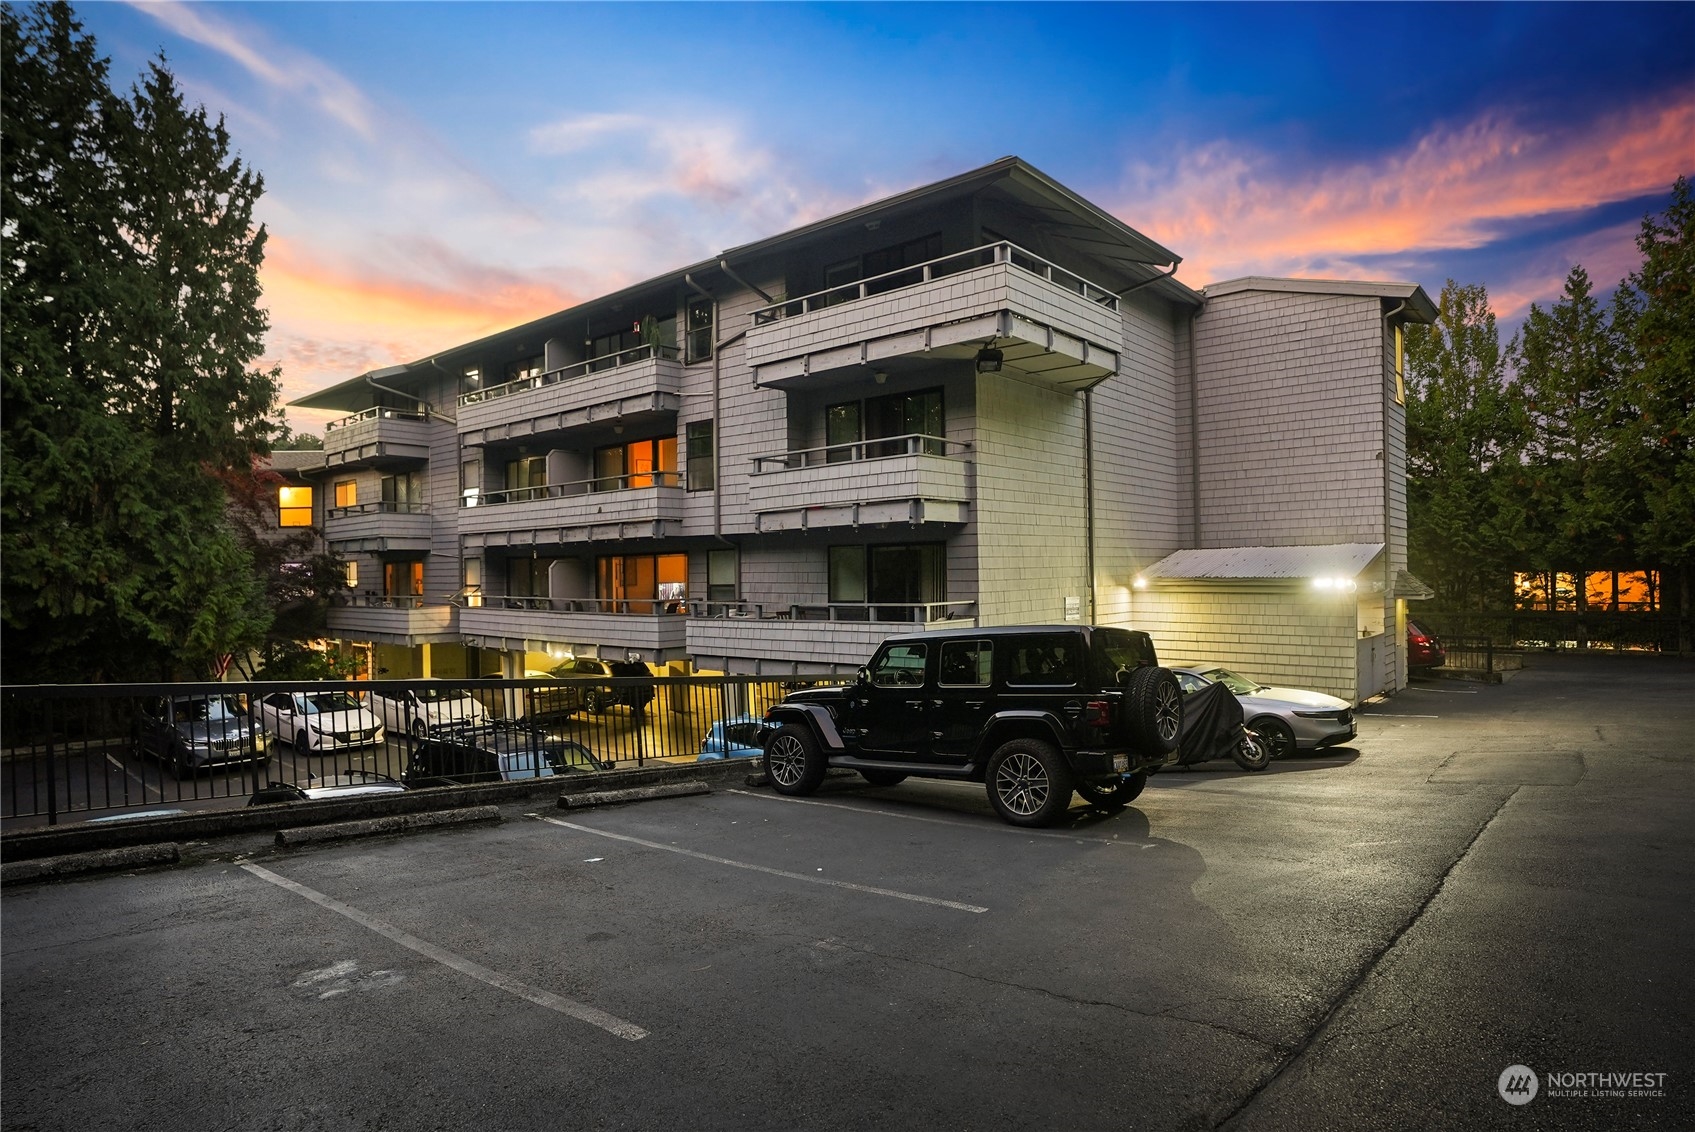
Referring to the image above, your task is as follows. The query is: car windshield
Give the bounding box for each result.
[412,686,463,703]
[1198,667,1265,695]
[304,692,364,713]
[170,697,244,722]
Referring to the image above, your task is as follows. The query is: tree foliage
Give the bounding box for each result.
[2,2,288,678]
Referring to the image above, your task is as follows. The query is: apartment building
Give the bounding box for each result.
[281,157,1435,702]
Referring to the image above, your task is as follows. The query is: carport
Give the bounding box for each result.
[1130,543,1431,702]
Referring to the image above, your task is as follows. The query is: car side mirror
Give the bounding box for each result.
[856,666,870,686]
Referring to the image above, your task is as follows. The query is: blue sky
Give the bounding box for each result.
[65,1,1695,428]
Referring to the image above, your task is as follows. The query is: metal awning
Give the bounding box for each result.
[1394,570,1436,599]
[1140,544,1386,581]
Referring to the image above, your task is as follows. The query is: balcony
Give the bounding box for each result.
[458,472,685,549]
[747,434,972,532]
[747,242,1121,393]
[459,598,688,661]
[321,408,440,470]
[325,596,458,645]
[323,502,433,554]
[687,601,977,675]
[457,345,684,447]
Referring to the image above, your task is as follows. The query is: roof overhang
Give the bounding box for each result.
[1202,277,1438,323]
[1140,543,1386,584]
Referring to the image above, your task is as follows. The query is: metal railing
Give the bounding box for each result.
[751,240,1120,326]
[345,594,428,609]
[323,406,432,434]
[751,433,968,473]
[2,675,840,825]
[458,343,681,407]
[326,501,430,520]
[469,469,681,507]
[487,596,690,616]
[688,600,975,624]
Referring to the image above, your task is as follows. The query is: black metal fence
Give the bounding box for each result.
[1,675,830,826]
[1416,611,1691,655]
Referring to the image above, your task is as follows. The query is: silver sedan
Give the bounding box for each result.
[1172,666,1356,759]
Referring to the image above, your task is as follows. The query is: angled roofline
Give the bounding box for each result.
[1202,277,1438,323]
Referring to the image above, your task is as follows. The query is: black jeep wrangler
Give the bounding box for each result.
[761,625,1182,827]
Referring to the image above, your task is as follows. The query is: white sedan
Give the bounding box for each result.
[254,690,385,752]
[365,681,487,739]
[1172,665,1356,760]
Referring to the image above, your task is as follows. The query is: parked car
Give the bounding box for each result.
[1408,620,1447,670]
[1172,665,1356,760]
[134,694,273,779]
[699,716,766,761]
[249,770,407,806]
[366,680,488,739]
[549,657,656,714]
[762,625,1182,828]
[253,690,385,753]
[404,721,610,787]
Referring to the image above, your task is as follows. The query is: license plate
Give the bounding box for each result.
[1112,754,1129,773]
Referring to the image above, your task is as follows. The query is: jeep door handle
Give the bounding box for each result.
[905,700,926,708]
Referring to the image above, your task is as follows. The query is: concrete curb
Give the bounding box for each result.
[2,842,181,886]
[558,782,712,808]
[276,805,501,846]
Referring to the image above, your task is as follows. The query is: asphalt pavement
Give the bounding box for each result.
[2,652,1690,1132]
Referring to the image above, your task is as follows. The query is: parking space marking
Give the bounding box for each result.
[104,754,157,798]
[240,863,648,1041]
[1359,713,1441,718]
[1402,686,1478,694]
[725,789,1159,847]
[533,815,989,913]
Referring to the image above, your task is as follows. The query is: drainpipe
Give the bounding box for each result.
[718,259,774,306]
[1382,300,1408,688]
[1115,261,1180,298]
[364,364,452,423]
[1084,389,1096,623]
[1187,311,1200,545]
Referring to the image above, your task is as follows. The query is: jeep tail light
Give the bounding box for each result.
[1084,700,1113,727]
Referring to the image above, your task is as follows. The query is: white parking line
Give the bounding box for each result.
[241,863,647,1041]
[532,814,989,914]
[1402,686,1478,694]
[104,754,157,798]
[726,788,1159,847]
[1360,713,1442,719]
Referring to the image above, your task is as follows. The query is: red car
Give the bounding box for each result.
[1408,620,1446,670]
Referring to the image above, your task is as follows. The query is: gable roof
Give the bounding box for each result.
[1141,543,1386,581]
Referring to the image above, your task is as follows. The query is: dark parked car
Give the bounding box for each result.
[404,721,610,787]
[762,625,1182,827]
[548,657,656,714]
[249,770,407,805]
[1408,620,1447,670]
[134,694,272,779]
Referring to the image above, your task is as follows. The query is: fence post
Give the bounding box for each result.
[45,698,57,827]
[1485,640,1495,676]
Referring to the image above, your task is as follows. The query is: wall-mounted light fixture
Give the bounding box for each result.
[1132,575,1148,590]
[975,347,1003,373]
[1311,576,1358,593]
[873,370,888,385]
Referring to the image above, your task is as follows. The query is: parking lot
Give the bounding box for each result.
[3,654,1691,1131]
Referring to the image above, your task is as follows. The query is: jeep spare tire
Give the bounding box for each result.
[1126,666,1182,754]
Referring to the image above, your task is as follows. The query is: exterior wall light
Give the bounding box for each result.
[975,347,1003,373]
[1311,576,1359,593]
[1132,576,1148,589]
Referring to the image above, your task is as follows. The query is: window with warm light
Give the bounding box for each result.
[278,485,313,527]
[333,480,357,509]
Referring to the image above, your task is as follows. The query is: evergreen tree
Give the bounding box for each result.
[1403,280,1529,608]
[2,2,282,678]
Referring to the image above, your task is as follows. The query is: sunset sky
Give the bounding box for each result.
[69,1,1695,432]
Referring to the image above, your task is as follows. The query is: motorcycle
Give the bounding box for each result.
[1168,680,1271,772]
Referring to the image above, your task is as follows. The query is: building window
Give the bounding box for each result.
[686,295,713,363]
[505,355,545,384]
[589,325,641,370]
[504,455,547,501]
[384,560,423,598]
[506,557,550,602]
[462,557,483,607]
[333,480,357,509]
[824,233,944,303]
[597,552,688,613]
[594,436,677,491]
[382,470,424,511]
[829,543,946,620]
[1393,322,1406,405]
[826,388,944,460]
[686,421,715,491]
[461,366,482,397]
[278,485,313,527]
[707,548,737,602]
[344,560,358,589]
[461,459,481,508]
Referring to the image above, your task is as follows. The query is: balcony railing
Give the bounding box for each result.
[459,344,681,407]
[340,593,428,609]
[323,406,432,434]
[751,433,965,474]
[752,241,1119,326]
[688,600,975,624]
[326,501,430,520]
[484,597,690,616]
[467,470,680,508]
